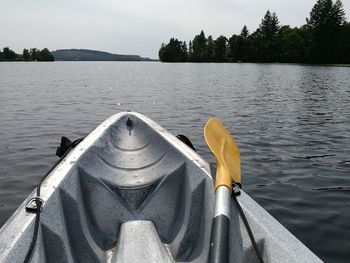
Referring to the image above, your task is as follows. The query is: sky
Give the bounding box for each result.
[1,0,350,59]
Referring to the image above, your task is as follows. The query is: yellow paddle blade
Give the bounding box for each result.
[204,118,241,191]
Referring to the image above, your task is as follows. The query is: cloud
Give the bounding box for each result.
[1,0,349,58]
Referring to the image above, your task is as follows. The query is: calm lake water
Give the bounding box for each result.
[0,62,349,262]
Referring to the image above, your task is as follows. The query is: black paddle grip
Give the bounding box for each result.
[208,214,230,263]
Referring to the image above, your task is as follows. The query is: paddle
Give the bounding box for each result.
[204,118,241,263]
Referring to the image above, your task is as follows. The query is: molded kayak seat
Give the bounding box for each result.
[112,221,172,263]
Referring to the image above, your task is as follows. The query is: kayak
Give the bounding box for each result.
[0,112,322,263]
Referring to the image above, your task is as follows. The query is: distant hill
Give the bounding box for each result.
[52,49,155,61]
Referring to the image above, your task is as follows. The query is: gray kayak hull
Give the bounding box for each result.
[0,112,322,263]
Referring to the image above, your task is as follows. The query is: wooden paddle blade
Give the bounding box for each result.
[204,118,241,190]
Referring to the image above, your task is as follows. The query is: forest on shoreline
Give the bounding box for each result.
[159,0,350,64]
[0,47,55,61]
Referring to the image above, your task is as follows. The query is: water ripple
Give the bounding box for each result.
[0,62,349,262]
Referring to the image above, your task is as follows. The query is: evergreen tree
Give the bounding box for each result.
[307,0,346,62]
[181,41,188,60]
[158,38,188,62]
[30,48,39,61]
[227,34,239,61]
[188,41,193,60]
[38,48,55,61]
[255,10,281,62]
[260,11,280,39]
[213,36,227,62]
[2,47,17,60]
[158,0,349,64]
[23,49,31,61]
[278,26,311,62]
[206,36,215,62]
[0,47,54,61]
[236,25,250,62]
[307,0,345,29]
[192,30,207,62]
[241,25,249,38]
[338,22,350,63]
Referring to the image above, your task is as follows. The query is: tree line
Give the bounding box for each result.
[0,47,55,61]
[159,0,350,64]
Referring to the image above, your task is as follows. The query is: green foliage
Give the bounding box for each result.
[213,36,227,62]
[158,38,187,62]
[30,48,39,61]
[39,48,55,61]
[23,49,31,61]
[227,35,238,61]
[159,31,229,62]
[206,36,215,61]
[307,0,346,62]
[191,30,208,62]
[227,26,251,62]
[259,10,280,40]
[188,41,193,59]
[159,0,348,64]
[241,25,249,38]
[254,10,281,62]
[278,26,312,63]
[0,46,55,61]
[2,47,17,60]
[337,22,350,63]
[307,0,345,29]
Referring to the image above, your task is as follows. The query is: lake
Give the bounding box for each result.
[0,62,349,262]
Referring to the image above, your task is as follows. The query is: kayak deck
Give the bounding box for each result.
[0,112,322,262]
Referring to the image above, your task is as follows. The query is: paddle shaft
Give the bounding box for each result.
[209,185,231,263]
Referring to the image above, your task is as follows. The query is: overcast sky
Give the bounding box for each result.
[1,0,349,59]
